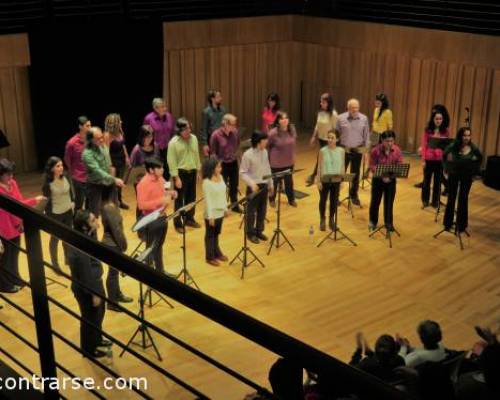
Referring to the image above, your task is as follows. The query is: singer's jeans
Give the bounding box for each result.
[245,184,268,236]
[174,169,197,228]
[369,177,397,227]
[443,173,472,232]
[269,166,295,203]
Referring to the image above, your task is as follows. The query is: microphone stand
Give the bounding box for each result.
[172,198,204,290]
[317,174,357,248]
[229,189,265,279]
[120,245,163,361]
[130,208,174,309]
[264,169,295,255]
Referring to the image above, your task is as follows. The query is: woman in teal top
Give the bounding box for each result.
[443,127,482,232]
[316,131,345,231]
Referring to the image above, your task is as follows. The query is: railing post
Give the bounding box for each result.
[24,221,59,399]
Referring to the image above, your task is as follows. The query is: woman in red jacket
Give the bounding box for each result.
[0,159,45,293]
[421,110,450,208]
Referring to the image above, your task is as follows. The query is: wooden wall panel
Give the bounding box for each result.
[0,33,35,172]
[164,16,500,157]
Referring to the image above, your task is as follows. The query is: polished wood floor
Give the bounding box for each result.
[1,137,499,399]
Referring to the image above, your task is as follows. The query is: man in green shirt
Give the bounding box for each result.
[168,118,201,233]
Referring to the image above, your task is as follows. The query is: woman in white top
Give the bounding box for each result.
[202,158,229,266]
[306,93,338,186]
[42,156,74,274]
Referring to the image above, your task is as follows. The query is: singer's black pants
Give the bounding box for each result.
[204,217,223,260]
[222,160,239,205]
[345,151,363,199]
[319,182,340,220]
[270,166,295,203]
[443,173,472,232]
[75,291,105,355]
[174,169,197,228]
[369,177,397,227]
[422,160,443,206]
[245,184,268,236]
[144,218,168,273]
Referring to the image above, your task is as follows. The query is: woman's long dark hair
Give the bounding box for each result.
[427,104,450,132]
[319,93,334,113]
[451,127,471,153]
[265,92,280,112]
[375,93,390,120]
[272,111,291,132]
[44,156,63,184]
[201,157,220,180]
[426,110,449,133]
[138,125,154,147]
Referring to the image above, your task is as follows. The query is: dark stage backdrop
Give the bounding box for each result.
[28,21,163,168]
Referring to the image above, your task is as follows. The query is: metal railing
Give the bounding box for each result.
[0,193,411,399]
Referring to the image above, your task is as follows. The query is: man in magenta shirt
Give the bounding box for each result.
[368,130,403,232]
[64,116,91,210]
[143,98,176,180]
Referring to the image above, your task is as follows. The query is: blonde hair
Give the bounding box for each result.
[222,113,237,125]
[104,113,123,138]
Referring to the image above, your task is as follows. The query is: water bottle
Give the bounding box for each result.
[309,225,314,243]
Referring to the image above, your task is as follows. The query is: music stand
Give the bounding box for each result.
[229,189,265,279]
[264,169,295,255]
[317,173,357,248]
[369,163,410,248]
[131,208,175,309]
[340,146,368,215]
[120,246,162,361]
[172,199,204,290]
[428,137,453,221]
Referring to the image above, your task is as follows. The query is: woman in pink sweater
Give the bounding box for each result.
[421,111,450,208]
[0,159,45,293]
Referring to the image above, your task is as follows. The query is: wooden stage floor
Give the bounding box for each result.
[1,138,499,399]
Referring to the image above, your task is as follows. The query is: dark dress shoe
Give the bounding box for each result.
[351,197,361,206]
[185,220,201,228]
[422,201,430,208]
[175,226,185,234]
[217,255,228,262]
[288,200,298,207]
[117,293,133,303]
[256,232,268,241]
[247,235,259,244]
[320,218,326,231]
[232,206,243,214]
[206,259,220,267]
[431,202,439,209]
[99,339,113,347]
[107,303,123,312]
[119,202,130,210]
[0,286,19,294]
[414,182,423,188]
[305,175,314,187]
[91,349,109,358]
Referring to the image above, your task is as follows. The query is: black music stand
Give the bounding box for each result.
[130,208,175,309]
[427,137,453,221]
[369,163,410,248]
[173,199,204,290]
[317,173,357,248]
[120,246,162,361]
[265,169,295,255]
[339,146,367,215]
[229,189,265,279]
[433,224,469,251]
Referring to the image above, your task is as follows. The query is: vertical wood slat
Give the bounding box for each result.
[163,18,500,157]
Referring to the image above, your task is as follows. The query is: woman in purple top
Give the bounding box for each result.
[268,111,297,207]
[104,113,130,210]
[130,125,158,167]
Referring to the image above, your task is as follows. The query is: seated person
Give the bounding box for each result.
[398,320,447,368]
[350,332,405,382]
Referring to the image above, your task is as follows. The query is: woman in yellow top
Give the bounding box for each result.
[364,93,393,178]
[372,93,393,140]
